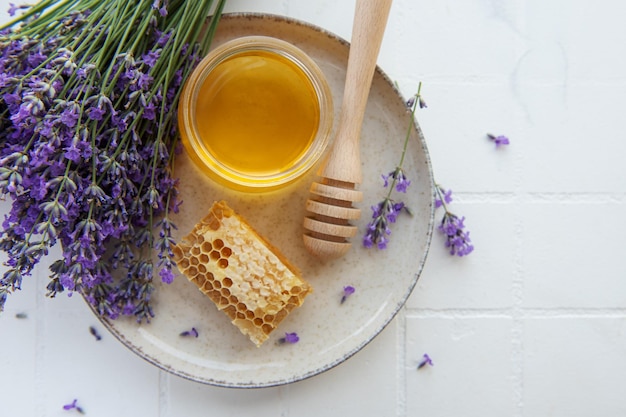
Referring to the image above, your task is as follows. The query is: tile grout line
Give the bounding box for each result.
[158,370,170,417]
[510,205,525,417]
[451,191,626,204]
[404,307,626,319]
[510,29,527,416]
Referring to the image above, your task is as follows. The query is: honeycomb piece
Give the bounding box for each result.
[172,200,312,347]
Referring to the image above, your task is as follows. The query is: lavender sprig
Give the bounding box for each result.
[435,185,474,256]
[363,83,425,250]
[0,0,227,320]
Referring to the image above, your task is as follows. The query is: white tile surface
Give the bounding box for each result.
[521,201,626,309]
[1,0,625,416]
[523,318,626,416]
[408,201,517,310]
[406,316,518,417]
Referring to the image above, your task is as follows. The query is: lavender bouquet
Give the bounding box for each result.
[0,0,226,321]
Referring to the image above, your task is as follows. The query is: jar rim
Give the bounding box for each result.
[178,36,334,192]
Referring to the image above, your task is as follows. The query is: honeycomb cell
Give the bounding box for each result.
[199,253,209,264]
[217,258,229,269]
[274,310,287,323]
[223,305,237,320]
[198,264,207,274]
[190,256,199,266]
[212,239,224,249]
[191,246,201,256]
[208,216,220,231]
[177,257,189,269]
[223,277,233,287]
[220,247,232,258]
[220,287,231,298]
[201,241,213,253]
[208,290,221,302]
[263,314,275,323]
[210,250,220,260]
[262,324,273,335]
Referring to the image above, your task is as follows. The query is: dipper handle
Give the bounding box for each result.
[303,0,393,259]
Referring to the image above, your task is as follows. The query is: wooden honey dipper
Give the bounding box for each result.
[303,0,393,259]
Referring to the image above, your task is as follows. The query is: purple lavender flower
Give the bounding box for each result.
[417,353,433,369]
[434,188,453,208]
[363,197,407,250]
[180,327,199,337]
[277,332,299,344]
[0,0,225,320]
[86,106,105,121]
[142,50,161,67]
[7,3,17,16]
[382,168,411,193]
[340,285,355,304]
[62,399,85,414]
[487,133,510,148]
[407,94,427,109]
[438,213,474,256]
[434,184,474,256]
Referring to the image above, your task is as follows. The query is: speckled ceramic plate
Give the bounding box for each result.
[97,13,434,388]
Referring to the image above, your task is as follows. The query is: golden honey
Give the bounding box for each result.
[196,51,319,176]
[178,36,333,192]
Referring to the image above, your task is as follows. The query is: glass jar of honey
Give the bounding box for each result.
[178,36,333,192]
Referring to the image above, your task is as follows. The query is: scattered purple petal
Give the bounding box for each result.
[63,399,85,414]
[341,285,355,304]
[89,326,102,341]
[277,332,299,344]
[487,133,510,148]
[180,327,199,338]
[417,353,433,369]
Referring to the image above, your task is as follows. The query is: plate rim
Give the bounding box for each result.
[89,11,436,389]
